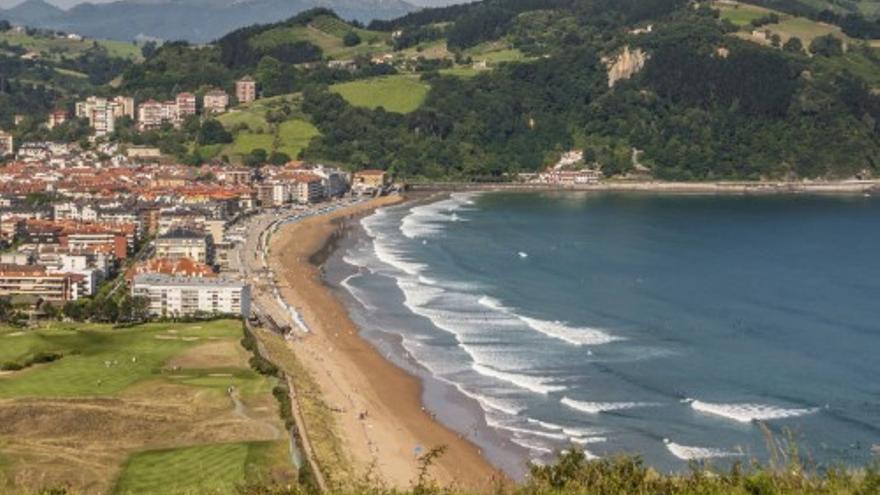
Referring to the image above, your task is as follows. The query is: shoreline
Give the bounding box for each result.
[407,179,880,194]
[266,195,505,491]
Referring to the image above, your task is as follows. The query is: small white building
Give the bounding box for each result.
[131,274,250,318]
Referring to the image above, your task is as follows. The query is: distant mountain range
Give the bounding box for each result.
[0,0,419,42]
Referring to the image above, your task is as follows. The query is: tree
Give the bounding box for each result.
[343,31,362,47]
[809,34,844,57]
[268,151,291,165]
[197,119,232,145]
[141,41,158,59]
[783,37,804,54]
[244,148,268,167]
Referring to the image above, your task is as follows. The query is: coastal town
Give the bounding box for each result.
[0,112,393,320]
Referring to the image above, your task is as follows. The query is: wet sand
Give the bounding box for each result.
[268,196,504,491]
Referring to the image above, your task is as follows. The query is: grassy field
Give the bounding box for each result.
[277,120,321,158]
[249,14,390,60]
[212,95,320,161]
[0,31,142,61]
[112,441,281,495]
[0,320,293,494]
[465,42,528,64]
[715,1,880,48]
[330,75,430,113]
[716,1,776,26]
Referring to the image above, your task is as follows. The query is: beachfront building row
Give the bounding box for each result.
[131,273,250,318]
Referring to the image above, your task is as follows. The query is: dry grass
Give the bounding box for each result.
[166,341,247,370]
[0,321,292,494]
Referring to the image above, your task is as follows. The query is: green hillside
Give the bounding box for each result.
[249,14,390,60]
[329,75,430,113]
[0,30,142,61]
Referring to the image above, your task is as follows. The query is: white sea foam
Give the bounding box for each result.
[400,194,475,239]
[519,316,620,346]
[473,363,565,395]
[340,274,375,310]
[570,436,607,445]
[452,383,525,415]
[687,399,818,423]
[526,418,565,431]
[477,296,619,346]
[561,397,657,414]
[511,437,554,454]
[493,424,569,441]
[663,439,742,460]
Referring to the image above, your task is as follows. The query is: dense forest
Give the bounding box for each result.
[300,0,880,180]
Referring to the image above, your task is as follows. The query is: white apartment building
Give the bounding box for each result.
[203,90,229,114]
[176,92,197,118]
[75,96,134,136]
[132,274,250,317]
[137,100,179,131]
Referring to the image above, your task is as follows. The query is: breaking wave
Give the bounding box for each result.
[561,397,657,414]
[478,296,620,346]
[664,439,742,460]
[687,399,818,424]
[473,363,566,395]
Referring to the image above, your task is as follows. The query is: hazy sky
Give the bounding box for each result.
[0,0,462,10]
[0,0,114,9]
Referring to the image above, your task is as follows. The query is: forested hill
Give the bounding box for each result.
[9,0,880,181]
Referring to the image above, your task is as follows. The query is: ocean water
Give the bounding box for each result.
[327,191,880,476]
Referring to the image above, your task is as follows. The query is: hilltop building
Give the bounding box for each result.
[75,96,135,136]
[137,100,179,131]
[0,131,13,158]
[203,90,229,114]
[176,92,197,118]
[47,110,68,130]
[235,76,257,104]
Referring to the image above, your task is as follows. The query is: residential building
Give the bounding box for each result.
[0,131,13,157]
[0,264,84,302]
[313,165,349,197]
[176,92,197,118]
[47,110,68,129]
[235,76,257,104]
[131,274,250,317]
[292,173,324,204]
[352,169,388,193]
[138,100,179,131]
[126,257,216,283]
[256,182,289,207]
[203,90,229,114]
[154,229,212,264]
[75,96,134,136]
[126,146,162,159]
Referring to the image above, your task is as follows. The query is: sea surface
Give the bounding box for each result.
[324,191,880,477]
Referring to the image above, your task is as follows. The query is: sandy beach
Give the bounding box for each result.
[267,195,503,491]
